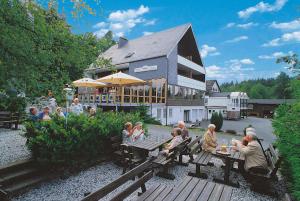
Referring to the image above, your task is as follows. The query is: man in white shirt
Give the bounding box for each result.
[70,98,83,115]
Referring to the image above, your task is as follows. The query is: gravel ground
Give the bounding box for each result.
[13,156,280,201]
[0,127,31,166]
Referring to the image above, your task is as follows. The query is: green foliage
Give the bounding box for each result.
[273,103,300,200]
[220,72,293,99]
[0,0,115,103]
[136,104,162,125]
[0,88,26,113]
[210,112,223,131]
[24,111,142,164]
[277,54,300,74]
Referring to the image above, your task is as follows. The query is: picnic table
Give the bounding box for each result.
[137,176,233,201]
[212,148,245,188]
[127,136,173,159]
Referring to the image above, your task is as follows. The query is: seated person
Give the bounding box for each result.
[38,106,51,121]
[88,108,96,118]
[70,98,83,115]
[131,122,145,142]
[242,127,256,146]
[177,121,189,139]
[233,131,268,174]
[122,122,133,143]
[202,124,218,152]
[55,107,65,118]
[29,107,39,122]
[161,128,183,155]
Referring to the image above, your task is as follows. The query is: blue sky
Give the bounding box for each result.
[60,0,299,83]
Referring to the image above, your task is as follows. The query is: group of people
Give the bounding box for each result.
[28,94,95,122]
[122,120,189,155]
[201,124,268,174]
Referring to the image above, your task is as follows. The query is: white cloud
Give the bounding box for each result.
[226,22,259,29]
[262,31,300,47]
[93,5,155,38]
[270,18,300,31]
[200,44,220,58]
[108,5,149,22]
[258,51,293,59]
[144,19,156,26]
[143,31,153,36]
[227,59,255,71]
[225,36,248,43]
[206,65,227,78]
[238,0,288,19]
[93,22,107,29]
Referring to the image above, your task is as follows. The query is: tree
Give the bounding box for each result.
[210,112,223,132]
[275,72,292,99]
[276,54,300,74]
[0,0,115,104]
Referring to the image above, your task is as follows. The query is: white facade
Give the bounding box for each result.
[205,92,249,120]
[151,105,205,125]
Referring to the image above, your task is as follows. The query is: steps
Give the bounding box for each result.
[0,159,49,198]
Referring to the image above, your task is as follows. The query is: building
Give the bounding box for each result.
[204,80,249,120]
[83,23,206,125]
[247,99,296,118]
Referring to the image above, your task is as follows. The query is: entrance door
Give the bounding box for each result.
[184,110,190,122]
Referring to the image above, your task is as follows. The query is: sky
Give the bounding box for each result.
[59,0,299,83]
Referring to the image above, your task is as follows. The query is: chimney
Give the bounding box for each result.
[118,37,128,48]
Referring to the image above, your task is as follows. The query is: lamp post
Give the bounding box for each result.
[63,85,74,126]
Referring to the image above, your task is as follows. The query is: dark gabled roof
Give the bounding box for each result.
[93,23,198,66]
[206,80,220,92]
[248,99,297,105]
[210,92,231,97]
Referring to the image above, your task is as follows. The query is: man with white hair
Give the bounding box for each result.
[70,98,83,115]
[177,121,189,139]
[234,130,268,173]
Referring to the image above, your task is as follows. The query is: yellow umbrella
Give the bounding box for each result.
[72,78,106,87]
[96,72,145,85]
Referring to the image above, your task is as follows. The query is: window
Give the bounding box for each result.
[209,110,211,113]
[169,108,173,118]
[157,109,161,119]
[192,109,197,119]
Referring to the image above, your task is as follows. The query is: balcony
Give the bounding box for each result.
[177,75,206,91]
[178,55,205,74]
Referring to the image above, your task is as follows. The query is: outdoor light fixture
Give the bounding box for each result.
[63,85,74,126]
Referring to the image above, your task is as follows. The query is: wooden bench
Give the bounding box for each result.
[111,135,123,161]
[120,144,144,174]
[136,176,233,201]
[82,160,154,201]
[248,144,282,194]
[152,137,191,180]
[177,135,201,166]
[0,112,19,129]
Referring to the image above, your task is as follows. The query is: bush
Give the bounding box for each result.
[0,88,26,114]
[136,104,161,125]
[24,111,143,165]
[210,112,223,131]
[273,103,300,200]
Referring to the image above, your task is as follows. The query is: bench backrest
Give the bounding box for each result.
[167,137,192,159]
[82,160,153,201]
[110,135,122,151]
[187,135,203,155]
[266,144,281,178]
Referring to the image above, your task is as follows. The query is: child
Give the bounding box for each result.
[131,122,145,142]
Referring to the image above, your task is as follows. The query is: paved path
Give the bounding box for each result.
[148,116,276,149]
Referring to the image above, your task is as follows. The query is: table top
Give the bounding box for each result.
[127,136,173,151]
[213,149,245,162]
[137,176,233,201]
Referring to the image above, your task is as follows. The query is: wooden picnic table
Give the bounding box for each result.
[137,176,233,201]
[127,137,173,159]
[212,148,245,188]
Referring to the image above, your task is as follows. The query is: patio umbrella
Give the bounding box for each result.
[72,78,106,87]
[96,72,145,111]
[96,72,145,85]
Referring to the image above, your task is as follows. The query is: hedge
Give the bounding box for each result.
[24,111,143,165]
[273,102,300,200]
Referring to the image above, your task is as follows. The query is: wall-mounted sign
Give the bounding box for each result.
[134,65,157,73]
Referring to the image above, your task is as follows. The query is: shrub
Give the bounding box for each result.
[0,88,26,114]
[136,104,162,125]
[210,112,223,131]
[24,111,143,165]
[273,103,300,200]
